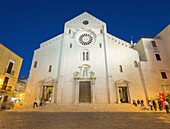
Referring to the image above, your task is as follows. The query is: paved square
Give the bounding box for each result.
[0,111,170,129]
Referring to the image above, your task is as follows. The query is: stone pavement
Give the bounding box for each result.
[0,104,170,129]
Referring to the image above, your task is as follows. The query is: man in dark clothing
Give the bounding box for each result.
[152,100,157,111]
[33,98,38,108]
[137,99,140,105]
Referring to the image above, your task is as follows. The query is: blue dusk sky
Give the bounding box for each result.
[0,0,170,78]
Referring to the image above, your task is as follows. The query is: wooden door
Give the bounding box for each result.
[79,81,91,103]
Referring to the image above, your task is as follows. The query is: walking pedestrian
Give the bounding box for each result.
[33,98,38,108]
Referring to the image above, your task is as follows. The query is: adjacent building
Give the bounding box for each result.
[0,44,23,109]
[24,12,170,106]
[13,77,27,103]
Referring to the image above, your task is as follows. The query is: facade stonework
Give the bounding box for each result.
[24,12,170,106]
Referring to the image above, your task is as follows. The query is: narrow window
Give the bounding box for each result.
[155,54,161,61]
[86,52,89,60]
[33,61,38,68]
[161,72,167,79]
[70,43,72,48]
[99,43,102,48]
[119,65,123,72]
[2,77,9,90]
[49,65,52,72]
[100,29,103,34]
[151,41,157,47]
[134,61,138,67]
[83,52,85,61]
[7,62,14,74]
[82,50,89,61]
[69,29,71,34]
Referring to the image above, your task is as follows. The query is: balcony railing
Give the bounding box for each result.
[4,68,15,76]
[0,85,12,91]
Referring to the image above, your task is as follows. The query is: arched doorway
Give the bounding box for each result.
[115,79,131,103]
[42,86,53,102]
[74,64,96,104]
[39,77,56,103]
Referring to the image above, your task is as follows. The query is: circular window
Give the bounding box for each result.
[83,20,89,25]
[79,34,93,45]
[75,30,96,47]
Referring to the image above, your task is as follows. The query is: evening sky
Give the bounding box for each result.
[0,0,170,78]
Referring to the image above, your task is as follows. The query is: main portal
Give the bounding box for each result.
[79,81,91,103]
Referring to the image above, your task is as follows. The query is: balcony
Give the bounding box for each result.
[4,68,15,76]
[0,85,12,92]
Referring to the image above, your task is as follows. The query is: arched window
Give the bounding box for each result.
[70,43,72,48]
[134,61,138,67]
[49,65,52,72]
[86,52,89,60]
[83,52,85,61]
[119,65,123,72]
[99,43,102,48]
[100,29,103,34]
[69,29,71,34]
[33,61,38,68]
[82,50,89,61]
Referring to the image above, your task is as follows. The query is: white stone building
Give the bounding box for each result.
[24,12,170,105]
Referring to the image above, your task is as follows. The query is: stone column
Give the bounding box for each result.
[55,76,63,103]
[75,80,79,104]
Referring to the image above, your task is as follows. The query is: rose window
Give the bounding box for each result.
[79,34,93,46]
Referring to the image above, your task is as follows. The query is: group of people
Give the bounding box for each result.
[133,99,144,107]
[147,99,169,113]
[133,99,169,113]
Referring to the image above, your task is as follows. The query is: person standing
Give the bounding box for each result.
[158,99,163,110]
[140,99,144,109]
[148,100,153,110]
[137,99,140,105]
[152,100,157,111]
[164,100,169,113]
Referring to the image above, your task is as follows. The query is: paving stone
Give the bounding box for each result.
[0,104,169,129]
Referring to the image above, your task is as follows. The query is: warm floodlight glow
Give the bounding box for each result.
[0,78,3,85]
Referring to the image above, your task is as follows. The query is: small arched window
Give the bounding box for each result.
[49,65,52,72]
[33,61,38,68]
[134,61,138,67]
[100,29,103,34]
[83,52,85,61]
[69,29,71,34]
[99,43,102,48]
[86,52,89,60]
[119,65,123,72]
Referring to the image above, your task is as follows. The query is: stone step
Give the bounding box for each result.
[8,103,156,112]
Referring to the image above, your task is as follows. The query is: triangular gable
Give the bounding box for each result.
[65,12,106,27]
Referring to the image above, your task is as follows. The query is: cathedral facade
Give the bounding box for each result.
[24,12,170,105]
